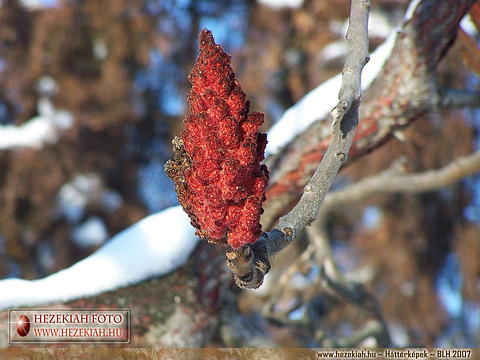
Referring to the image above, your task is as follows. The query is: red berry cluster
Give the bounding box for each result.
[176,28,269,249]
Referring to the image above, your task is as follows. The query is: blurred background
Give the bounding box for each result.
[0,0,479,348]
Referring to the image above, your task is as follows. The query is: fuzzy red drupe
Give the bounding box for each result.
[166,29,269,249]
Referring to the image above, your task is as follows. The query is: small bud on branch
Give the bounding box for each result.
[166,29,269,250]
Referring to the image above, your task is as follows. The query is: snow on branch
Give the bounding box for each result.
[0,206,198,310]
[265,28,395,158]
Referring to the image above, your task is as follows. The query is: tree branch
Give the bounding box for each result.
[226,0,370,289]
[441,88,480,109]
[320,150,480,215]
[308,223,391,346]
[262,0,477,229]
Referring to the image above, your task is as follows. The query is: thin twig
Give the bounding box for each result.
[227,0,371,289]
[306,223,391,347]
[261,243,316,317]
[319,150,480,215]
[317,320,389,347]
[441,88,480,109]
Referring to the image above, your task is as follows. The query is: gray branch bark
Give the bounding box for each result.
[227,0,371,289]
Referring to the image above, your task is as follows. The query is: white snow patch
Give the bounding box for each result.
[93,38,108,60]
[461,15,478,37]
[329,20,346,37]
[330,10,395,40]
[71,217,109,249]
[55,173,123,222]
[318,40,348,63]
[0,97,73,150]
[369,10,395,39]
[56,174,102,223]
[36,76,58,97]
[265,30,397,156]
[257,0,303,9]
[0,206,198,310]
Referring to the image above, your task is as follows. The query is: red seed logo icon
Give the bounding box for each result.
[16,315,30,337]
